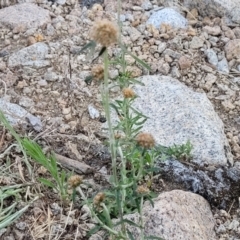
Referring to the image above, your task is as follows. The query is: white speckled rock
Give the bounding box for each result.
[0,3,50,29]
[118,190,216,240]
[162,0,240,24]
[205,49,218,67]
[8,43,50,69]
[0,98,42,131]
[217,57,229,74]
[132,75,233,166]
[146,8,188,29]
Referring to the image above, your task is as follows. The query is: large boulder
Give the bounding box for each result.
[120,190,216,240]
[0,3,50,29]
[146,7,188,29]
[132,75,233,166]
[161,0,240,24]
[8,43,50,69]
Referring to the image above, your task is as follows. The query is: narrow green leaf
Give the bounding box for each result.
[72,41,96,55]
[86,225,102,237]
[39,178,56,189]
[127,230,135,240]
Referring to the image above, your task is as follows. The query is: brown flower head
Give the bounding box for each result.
[90,19,118,47]
[136,132,155,149]
[136,185,150,195]
[92,65,104,80]
[68,175,82,188]
[122,88,135,98]
[93,192,105,205]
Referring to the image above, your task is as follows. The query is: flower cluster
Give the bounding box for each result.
[93,192,105,206]
[136,133,155,149]
[90,19,118,47]
[68,175,82,188]
[122,88,135,98]
[136,185,150,195]
[91,65,104,80]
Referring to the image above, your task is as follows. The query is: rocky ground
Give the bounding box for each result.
[0,0,240,239]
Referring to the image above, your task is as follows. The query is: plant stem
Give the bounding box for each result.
[139,196,144,240]
[103,49,127,236]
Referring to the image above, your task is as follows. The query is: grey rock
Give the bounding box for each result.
[163,48,181,59]
[88,105,100,119]
[205,49,218,67]
[162,0,240,24]
[124,26,141,42]
[0,98,42,131]
[50,203,62,216]
[44,70,59,82]
[15,221,27,231]
[56,0,66,4]
[216,224,227,234]
[141,1,153,11]
[8,43,50,69]
[0,229,7,237]
[190,36,204,49]
[217,57,229,74]
[19,96,34,108]
[227,220,240,231]
[157,42,167,53]
[0,3,50,29]
[81,0,103,8]
[146,7,188,29]
[132,75,233,166]
[120,190,216,240]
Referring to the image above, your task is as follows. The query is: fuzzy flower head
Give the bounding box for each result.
[136,132,155,149]
[136,185,150,195]
[91,65,104,80]
[93,192,105,206]
[90,19,118,47]
[122,88,135,98]
[68,175,82,188]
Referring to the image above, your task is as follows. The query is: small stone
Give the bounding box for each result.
[224,39,240,60]
[44,70,59,82]
[19,97,34,108]
[141,1,153,11]
[88,105,100,119]
[190,36,204,49]
[158,60,170,75]
[27,36,36,46]
[224,29,236,39]
[221,100,235,111]
[201,65,213,73]
[186,8,198,20]
[217,58,229,74]
[157,42,167,53]
[0,60,6,71]
[216,224,226,234]
[163,48,181,59]
[178,55,192,70]
[38,79,48,86]
[205,49,218,67]
[204,73,217,91]
[15,222,27,231]
[50,203,62,216]
[203,26,221,36]
[56,0,66,4]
